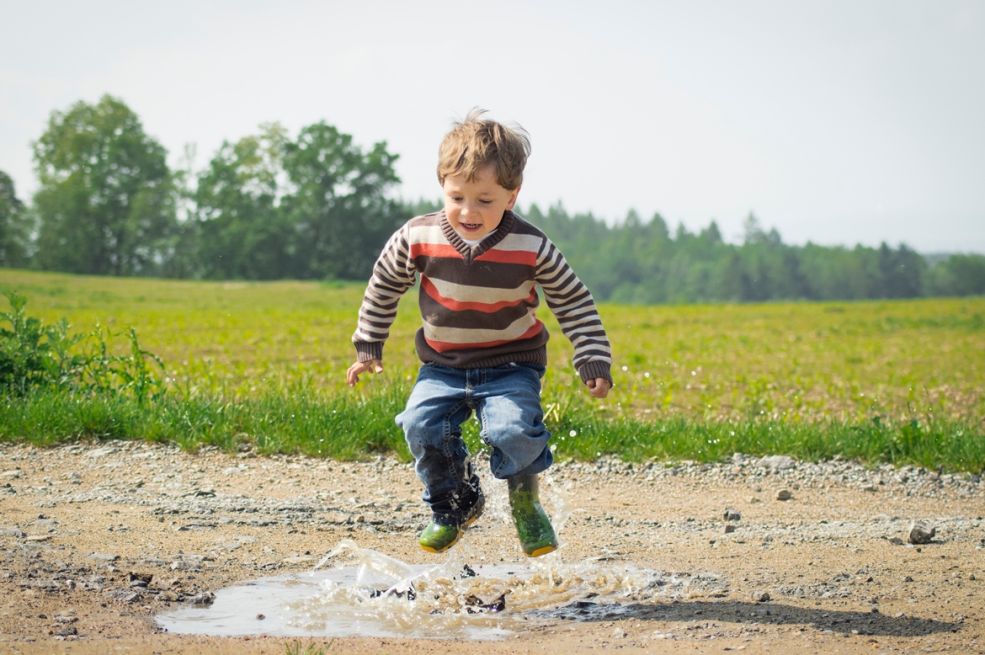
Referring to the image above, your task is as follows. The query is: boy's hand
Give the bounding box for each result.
[586,377,611,399]
[346,359,383,387]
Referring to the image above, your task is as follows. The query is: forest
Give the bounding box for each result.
[2,94,983,303]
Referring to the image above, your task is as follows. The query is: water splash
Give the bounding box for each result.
[157,540,727,640]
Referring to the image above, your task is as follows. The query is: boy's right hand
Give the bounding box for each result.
[346,359,383,387]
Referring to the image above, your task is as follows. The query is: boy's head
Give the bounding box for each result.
[437,109,531,240]
[437,108,530,191]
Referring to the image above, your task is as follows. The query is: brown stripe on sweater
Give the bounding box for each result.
[415,259,536,290]
[419,290,537,330]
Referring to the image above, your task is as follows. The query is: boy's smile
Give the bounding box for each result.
[442,165,519,241]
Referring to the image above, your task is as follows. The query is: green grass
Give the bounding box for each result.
[2,387,980,472]
[1,268,983,472]
[284,641,328,655]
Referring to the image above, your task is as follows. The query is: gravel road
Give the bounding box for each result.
[1,441,982,654]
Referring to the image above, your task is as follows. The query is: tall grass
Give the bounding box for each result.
[2,386,981,471]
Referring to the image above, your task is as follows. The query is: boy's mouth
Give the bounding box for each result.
[460,223,482,231]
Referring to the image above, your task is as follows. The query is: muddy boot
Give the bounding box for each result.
[508,474,557,557]
[419,482,485,554]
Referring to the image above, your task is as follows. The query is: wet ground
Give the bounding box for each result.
[1,441,982,654]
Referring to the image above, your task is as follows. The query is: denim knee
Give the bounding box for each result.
[475,365,552,478]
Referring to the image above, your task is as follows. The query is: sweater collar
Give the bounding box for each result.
[440,210,516,261]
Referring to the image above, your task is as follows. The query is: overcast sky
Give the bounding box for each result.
[2,0,983,252]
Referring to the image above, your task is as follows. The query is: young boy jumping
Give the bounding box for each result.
[347,109,612,557]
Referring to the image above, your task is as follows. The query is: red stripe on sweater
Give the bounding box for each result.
[475,248,537,266]
[424,320,544,352]
[421,277,536,313]
[410,242,463,260]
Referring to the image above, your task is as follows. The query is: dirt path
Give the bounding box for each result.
[1,441,982,654]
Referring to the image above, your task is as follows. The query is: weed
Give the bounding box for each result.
[284,641,328,655]
[0,290,165,402]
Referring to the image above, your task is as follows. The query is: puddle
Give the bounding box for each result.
[157,540,727,640]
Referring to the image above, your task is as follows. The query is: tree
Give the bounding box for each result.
[157,143,201,278]
[193,123,291,279]
[742,213,765,245]
[929,254,985,296]
[699,221,723,245]
[0,171,33,267]
[32,95,176,275]
[189,121,402,281]
[877,243,925,298]
[281,122,401,280]
[648,212,670,241]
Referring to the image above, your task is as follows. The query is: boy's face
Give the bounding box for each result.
[442,164,519,240]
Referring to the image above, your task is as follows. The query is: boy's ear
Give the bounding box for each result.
[507,186,520,210]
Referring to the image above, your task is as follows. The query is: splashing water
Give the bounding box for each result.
[156,539,727,640]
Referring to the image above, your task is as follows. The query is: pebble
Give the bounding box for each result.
[90,553,120,562]
[111,590,141,603]
[169,555,205,571]
[907,521,936,545]
[51,624,78,637]
[776,490,793,501]
[761,456,796,471]
[188,591,216,606]
[281,555,316,565]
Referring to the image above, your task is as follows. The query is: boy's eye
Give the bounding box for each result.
[479,199,493,205]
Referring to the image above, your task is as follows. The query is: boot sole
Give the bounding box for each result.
[526,543,557,557]
[419,536,460,554]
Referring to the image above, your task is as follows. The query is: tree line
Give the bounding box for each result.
[2,94,983,302]
[528,205,985,303]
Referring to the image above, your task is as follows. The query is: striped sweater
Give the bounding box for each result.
[352,211,612,384]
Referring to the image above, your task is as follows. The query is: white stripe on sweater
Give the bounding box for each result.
[423,312,538,344]
[427,277,536,303]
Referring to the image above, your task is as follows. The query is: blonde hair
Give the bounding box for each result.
[437,108,531,191]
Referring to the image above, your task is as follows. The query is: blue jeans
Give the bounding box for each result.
[396,362,552,521]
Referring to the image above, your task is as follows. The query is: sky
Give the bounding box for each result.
[2,0,984,252]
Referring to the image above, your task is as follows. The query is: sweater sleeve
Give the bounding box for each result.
[534,236,613,385]
[351,224,417,362]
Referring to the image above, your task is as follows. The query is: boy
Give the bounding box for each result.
[347,109,612,557]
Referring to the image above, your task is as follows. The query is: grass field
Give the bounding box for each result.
[2,268,983,471]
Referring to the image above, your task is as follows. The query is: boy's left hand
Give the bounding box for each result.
[586,378,611,399]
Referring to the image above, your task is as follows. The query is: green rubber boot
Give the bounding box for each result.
[418,488,485,554]
[508,474,558,557]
